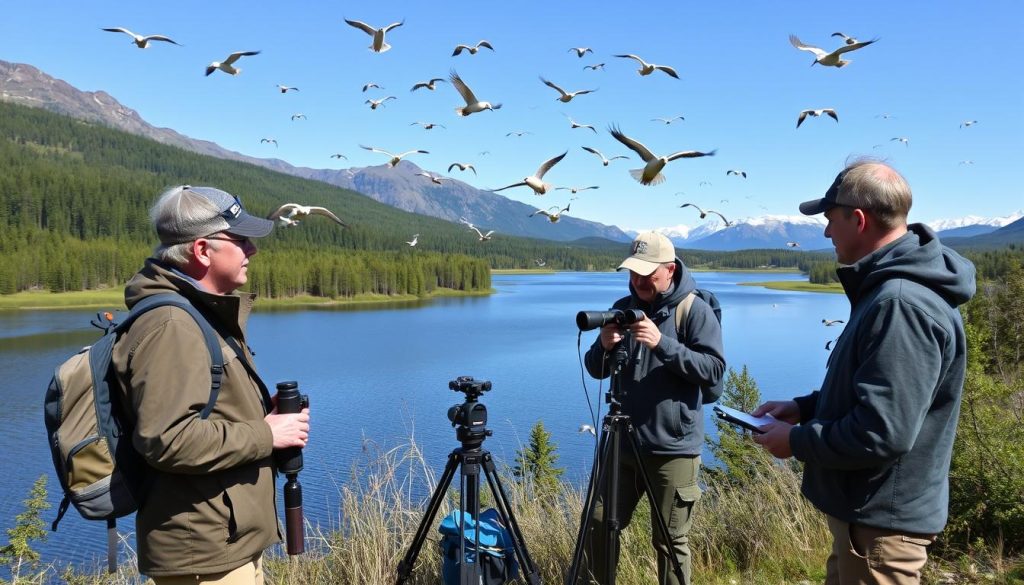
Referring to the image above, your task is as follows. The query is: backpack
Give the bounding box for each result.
[438,508,519,585]
[674,288,724,404]
[43,292,224,573]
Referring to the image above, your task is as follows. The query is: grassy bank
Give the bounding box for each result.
[0,288,493,311]
[740,280,845,294]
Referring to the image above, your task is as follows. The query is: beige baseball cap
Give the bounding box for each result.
[617,231,675,276]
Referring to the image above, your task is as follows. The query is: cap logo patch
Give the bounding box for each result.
[227,202,241,218]
[633,241,648,255]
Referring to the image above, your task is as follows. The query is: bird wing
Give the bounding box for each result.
[654,65,680,79]
[267,203,300,220]
[145,35,180,45]
[478,40,494,50]
[452,44,470,56]
[309,207,348,226]
[396,150,429,159]
[824,109,839,122]
[535,151,568,179]
[224,50,260,65]
[609,155,628,161]
[796,110,809,128]
[581,146,603,159]
[572,88,597,96]
[581,186,599,191]
[469,225,485,238]
[102,27,135,37]
[382,20,404,33]
[492,182,527,192]
[483,231,494,237]
[449,71,479,105]
[609,126,656,161]
[680,203,705,214]
[360,144,394,158]
[540,77,569,97]
[331,154,347,159]
[788,35,826,58]
[384,96,397,102]
[831,32,852,41]
[666,149,715,161]
[707,210,731,225]
[448,163,461,172]
[613,54,647,66]
[344,19,377,36]
[833,38,877,55]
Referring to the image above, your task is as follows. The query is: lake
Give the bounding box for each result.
[0,271,850,571]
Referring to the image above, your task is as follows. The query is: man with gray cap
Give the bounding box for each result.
[752,159,975,584]
[583,231,725,585]
[113,186,311,583]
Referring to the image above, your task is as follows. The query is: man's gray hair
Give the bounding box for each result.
[149,185,220,269]
[838,157,912,230]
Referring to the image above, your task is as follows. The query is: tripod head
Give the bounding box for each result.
[447,376,493,450]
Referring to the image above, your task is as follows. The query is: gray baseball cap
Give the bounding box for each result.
[618,231,675,276]
[799,169,851,215]
[156,185,274,245]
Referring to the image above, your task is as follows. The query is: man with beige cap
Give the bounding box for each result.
[583,231,725,585]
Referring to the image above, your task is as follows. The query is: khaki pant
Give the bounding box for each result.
[825,516,936,585]
[585,451,701,585]
[149,556,263,585]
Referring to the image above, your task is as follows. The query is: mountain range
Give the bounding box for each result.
[2,58,1019,251]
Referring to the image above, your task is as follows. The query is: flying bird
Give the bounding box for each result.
[492,152,568,195]
[891,137,910,146]
[786,241,800,248]
[540,77,597,103]
[343,18,404,53]
[830,32,860,45]
[726,169,747,178]
[556,185,599,194]
[410,78,445,91]
[450,70,502,116]
[416,172,444,185]
[290,113,306,121]
[583,63,605,71]
[362,82,383,92]
[826,338,839,351]
[569,47,593,57]
[329,153,348,160]
[566,116,597,133]
[578,424,597,436]
[260,138,278,147]
[652,116,685,125]
[506,130,532,137]
[267,203,347,228]
[460,220,495,241]
[679,202,710,219]
[205,50,260,76]
[448,162,477,175]
[452,40,494,56]
[535,259,546,267]
[365,96,397,110]
[699,181,712,187]
[822,319,845,326]
[960,120,978,129]
[796,108,838,128]
[613,54,679,79]
[530,203,571,223]
[706,210,732,226]
[406,234,419,247]
[359,145,429,167]
[875,113,895,119]
[101,27,181,49]
[789,34,877,68]
[958,160,974,166]
[411,121,445,130]
[581,146,628,167]
[277,84,299,93]
[609,125,716,186]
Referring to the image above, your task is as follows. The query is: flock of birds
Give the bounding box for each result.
[97,20,980,252]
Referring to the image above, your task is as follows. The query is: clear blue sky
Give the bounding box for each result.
[2,0,1021,232]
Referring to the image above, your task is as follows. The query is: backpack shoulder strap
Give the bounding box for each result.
[116,293,225,419]
[674,291,696,340]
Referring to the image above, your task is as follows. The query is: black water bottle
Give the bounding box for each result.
[274,381,308,555]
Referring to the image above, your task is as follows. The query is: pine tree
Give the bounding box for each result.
[705,366,775,486]
[0,475,50,582]
[513,420,564,500]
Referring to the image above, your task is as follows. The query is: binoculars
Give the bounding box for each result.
[575,309,646,331]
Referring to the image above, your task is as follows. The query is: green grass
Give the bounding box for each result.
[740,280,845,294]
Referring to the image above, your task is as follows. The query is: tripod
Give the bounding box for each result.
[566,335,687,585]
[396,377,541,585]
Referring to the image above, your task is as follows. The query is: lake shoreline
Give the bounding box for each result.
[740,280,844,294]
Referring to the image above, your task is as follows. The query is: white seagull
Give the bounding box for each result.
[958,160,974,166]
[362,82,383,92]
[609,125,716,186]
[786,241,801,248]
[260,138,278,148]
[960,120,978,129]
[535,259,547,267]
[789,34,877,68]
[583,63,605,71]
[556,185,599,194]
[613,54,679,79]
[267,203,347,228]
[578,424,597,436]
[831,32,860,45]
[411,78,445,91]
[411,121,445,130]
[406,234,419,247]
[277,84,299,93]
[530,204,571,223]
[448,162,477,175]
[680,203,731,226]
[329,153,348,160]
[452,40,494,56]
[101,27,181,49]
[290,113,306,121]
[359,145,429,167]
[343,18,404,53]
[540,77,597,103]
[460,220,495,241]
[566,116,597,133]
[652,116,685,125]
[581,146,628,167]
[205,50,260,76]
[450,70,502,116]
[727,169,747,178]
[416,172,444,185]
[365,96,397,110]
[891,137,910,147]
[569,47,593,57]
[822,319,845,326]
[797,108,838,128]
[492,152,568,195]
[506,130,532,137]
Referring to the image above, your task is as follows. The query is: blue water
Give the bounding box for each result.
[0,272,849,571]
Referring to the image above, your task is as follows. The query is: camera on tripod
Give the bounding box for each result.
[447,376,491,446]
[576,309,646,331]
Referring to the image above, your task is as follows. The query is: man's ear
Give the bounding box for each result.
[853,208,870,234]
[192,238,214,267]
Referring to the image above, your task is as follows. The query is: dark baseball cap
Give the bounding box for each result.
[156,186,274,245]
[799,169,850,215]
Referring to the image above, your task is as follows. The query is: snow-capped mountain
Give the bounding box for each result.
[928,210,1024,239]
[623,221,728,246]
[630,215,828,251]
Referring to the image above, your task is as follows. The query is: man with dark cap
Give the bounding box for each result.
[583,231,725,585]
[113,186,311,583]
[752,159,976,584]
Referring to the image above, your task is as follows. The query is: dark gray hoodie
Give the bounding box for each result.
[584,259,725,455]
[790,224,976,534]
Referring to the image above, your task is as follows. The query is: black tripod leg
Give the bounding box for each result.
[396,450,461,585]
[604,423,622,585]
[566,419,613,585]
[625,430,687,585]
[481,454,541,585]
[459,456,481,585]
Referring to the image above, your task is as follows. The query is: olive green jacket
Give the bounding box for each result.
[113,260,279,576]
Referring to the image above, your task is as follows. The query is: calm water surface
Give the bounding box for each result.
[0,271,849,570]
